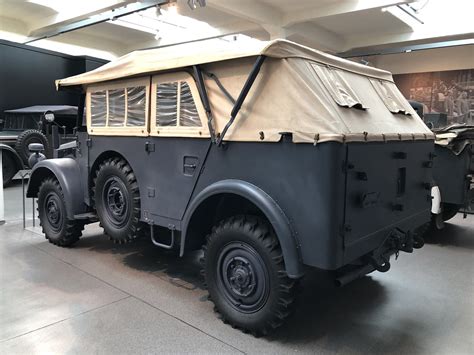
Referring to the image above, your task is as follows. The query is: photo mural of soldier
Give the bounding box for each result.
[393,69,473,127]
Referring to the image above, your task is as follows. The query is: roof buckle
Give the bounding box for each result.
[313,133,320,146]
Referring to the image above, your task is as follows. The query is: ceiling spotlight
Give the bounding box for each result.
[187,0,206,10]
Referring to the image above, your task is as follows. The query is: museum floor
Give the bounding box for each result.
[1,182,473,354]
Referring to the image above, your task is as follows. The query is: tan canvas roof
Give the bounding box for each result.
[56,39,393,89]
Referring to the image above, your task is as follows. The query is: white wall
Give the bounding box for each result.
[358,45,473,74]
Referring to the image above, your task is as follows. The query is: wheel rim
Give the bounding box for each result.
[44,192,63,232]
[217,242,270,313]
[102,176,129,228]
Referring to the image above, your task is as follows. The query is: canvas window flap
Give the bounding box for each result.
[86,77,149,136]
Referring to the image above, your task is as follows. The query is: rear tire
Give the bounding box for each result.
[442,204,459,222]
[93,157,142,243]
[38,177,83,246]
[202,215,298,336]
[14,129,49,165]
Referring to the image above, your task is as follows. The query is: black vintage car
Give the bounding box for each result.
[27,39,434,335]
[0,105,77,185]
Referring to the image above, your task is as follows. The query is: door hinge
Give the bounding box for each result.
[145,141,155,153]
[86,138,92,147]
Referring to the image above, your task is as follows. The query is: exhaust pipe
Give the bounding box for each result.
[335,264,375,287]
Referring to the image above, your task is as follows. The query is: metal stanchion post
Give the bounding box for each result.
[22,176,26,229]
[32,197,35,227]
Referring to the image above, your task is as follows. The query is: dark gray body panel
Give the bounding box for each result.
[75,133,432,271]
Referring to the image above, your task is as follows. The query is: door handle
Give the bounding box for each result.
[183,163,196,169]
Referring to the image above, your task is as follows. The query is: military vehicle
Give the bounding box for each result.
[0,106,77,185]
[27,39,434,335]
[409,101,473,232]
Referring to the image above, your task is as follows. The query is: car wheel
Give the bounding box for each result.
[202,215,298,336]
[14,129,49,165]
[93,157,142,243]
[38,177,83,246]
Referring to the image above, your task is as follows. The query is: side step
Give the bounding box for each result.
[73,212,99,223]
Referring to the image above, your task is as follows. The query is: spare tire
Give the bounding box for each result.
[14,129,49,165]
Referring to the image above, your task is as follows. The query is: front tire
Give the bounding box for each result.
[93,158,142,243]
[202,215,298,336]
[38,178,83,246]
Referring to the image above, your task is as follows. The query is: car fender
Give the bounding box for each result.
[181,179,304,278]
[26,158,86,218]
[0,143,24,170]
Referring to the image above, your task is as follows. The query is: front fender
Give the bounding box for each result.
[0,143,24,170]
[26,158,86,218]
[181,179,304,278]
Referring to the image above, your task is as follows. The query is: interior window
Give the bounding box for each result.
[311,64,366,109]
[370,79,411,115]
[127,86,146,126]
[108,89,126,126]
[156,82,178,126]
[179,82,201,127]
[91,91,107,126]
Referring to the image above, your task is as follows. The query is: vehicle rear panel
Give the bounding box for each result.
[343,140,433,263]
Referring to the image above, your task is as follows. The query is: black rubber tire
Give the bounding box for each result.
[93,157,142,244]
[2,150,18,187]
[14,129,49,165]
[442,205,459,222]
[37,177,83,247]
[202,215,298,336]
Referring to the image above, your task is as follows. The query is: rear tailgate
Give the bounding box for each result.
[343,140,433,262]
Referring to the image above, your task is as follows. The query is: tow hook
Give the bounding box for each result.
[369,256,391,272]
[387,228,415,254]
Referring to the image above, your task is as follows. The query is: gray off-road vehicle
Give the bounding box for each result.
[27,39,434,335]
[0,105,77,185]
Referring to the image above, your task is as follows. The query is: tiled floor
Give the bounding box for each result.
[1,183,473,354]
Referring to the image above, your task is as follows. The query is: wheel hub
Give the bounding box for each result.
[102,177,129,227]
[107,185,125,216]
[217,242,269,313]
[227,257,255,297]
[44,192,63,231]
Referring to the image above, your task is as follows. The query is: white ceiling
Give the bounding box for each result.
[0,0,472,60]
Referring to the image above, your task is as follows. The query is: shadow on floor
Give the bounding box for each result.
[75,229,205,291]
[71,227,401,345]
[424,221,474,250]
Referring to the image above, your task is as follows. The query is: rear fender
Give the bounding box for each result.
[181,179,304,278]
[26,158,86,218]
